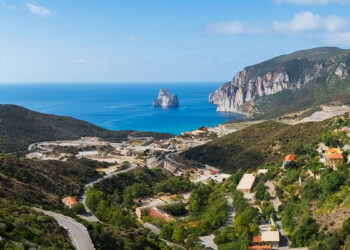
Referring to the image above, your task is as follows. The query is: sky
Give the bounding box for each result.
[0,0,350,83]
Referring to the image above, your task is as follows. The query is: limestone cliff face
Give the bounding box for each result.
[209,47,350,114]
[153,89,179,108]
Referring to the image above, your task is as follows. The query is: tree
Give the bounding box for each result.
[254,181,267,201]
[71,203,85,214]
[172,226,185,243]
[185,234,202,250]
[160,223,174,241]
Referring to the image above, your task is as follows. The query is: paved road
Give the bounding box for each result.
[224,193,235,226]
[265,181,289,250]
[34,208,94,250]
[78,164,138,222]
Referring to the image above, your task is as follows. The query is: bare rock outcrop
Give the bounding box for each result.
[153,89,179,108]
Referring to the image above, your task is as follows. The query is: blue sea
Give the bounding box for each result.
[0,83,242,135]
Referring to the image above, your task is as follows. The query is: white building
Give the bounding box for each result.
[236,174,256,193]
[261,231,280,249]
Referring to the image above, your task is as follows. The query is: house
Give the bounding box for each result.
[261,231,280,249]
[237,174,256,193]
[61,196,79,208]
[148,207,174,222]
[324,148,343,170]
[282,154,295,168]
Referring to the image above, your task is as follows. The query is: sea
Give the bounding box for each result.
[0,83,242,135]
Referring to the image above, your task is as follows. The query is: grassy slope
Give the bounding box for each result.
[0,155,103,208]
[253,78,350,119]
[182,120,329,172]
[0,104,173,153]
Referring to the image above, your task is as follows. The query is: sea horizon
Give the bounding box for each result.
[0,82,242,135]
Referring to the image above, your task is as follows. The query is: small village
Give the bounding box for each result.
[26,119,350,250]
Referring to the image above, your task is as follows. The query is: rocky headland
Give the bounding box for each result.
[209,47,350,115]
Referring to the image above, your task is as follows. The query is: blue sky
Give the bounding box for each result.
[0,0,350,83]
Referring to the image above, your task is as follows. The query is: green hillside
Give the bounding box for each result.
[0,155,104,208]
[0,104,172,153]
[181,120,330,172]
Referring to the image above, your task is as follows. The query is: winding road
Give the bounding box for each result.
[265,181,289,250]
[34,208,94,250]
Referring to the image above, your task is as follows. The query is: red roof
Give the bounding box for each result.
[326,154,343,160]
[209,169,217,174]
[62,196,78,206]
[248,246,271,250]
[253,236,262,243]
[284,154,295,162]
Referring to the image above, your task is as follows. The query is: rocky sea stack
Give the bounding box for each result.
[153,88,179,108]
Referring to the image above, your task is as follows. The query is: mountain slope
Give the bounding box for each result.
[209,47,350,117]
[0,155,104,208]
[181,120,330,172]
[0,104,172,153]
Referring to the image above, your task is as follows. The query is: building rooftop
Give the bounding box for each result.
[253,236,262,243]
[237,174,256,191]
[326,153,343,160]
[62,196,78,206]
[248,246,271,250]
[261,231,280,242]
[284,154,295,162]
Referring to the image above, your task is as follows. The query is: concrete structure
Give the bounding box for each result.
[237,174,256,193]
[147,157,163,169]
[261,231,280,249]
[164,160,177,173]
[257,169,268,174]
[62,196,78,208]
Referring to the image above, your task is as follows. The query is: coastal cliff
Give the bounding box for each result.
[209,47,350,115]
[153,89,179,108]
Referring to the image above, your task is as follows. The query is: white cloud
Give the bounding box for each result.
[274,11,347,34]
[0,0,16,9]
[274,0,348,5]
[26,3,51,17]
[207,21,267,35]
[207,11,350,46]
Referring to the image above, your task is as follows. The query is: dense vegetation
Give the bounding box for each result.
[159,180,228,247]
[182,120,329,172]
[254,78,350,119]
[0,104,173,153]
[0,198,73,249]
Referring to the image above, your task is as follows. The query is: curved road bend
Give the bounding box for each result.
[34,208,94,250]
[79,164,139,222]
